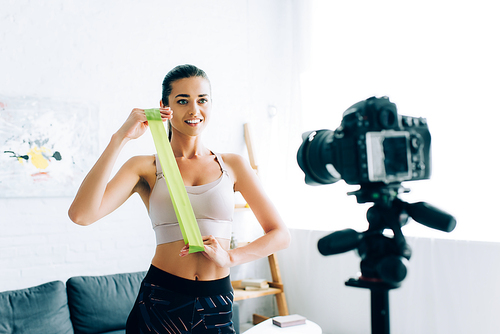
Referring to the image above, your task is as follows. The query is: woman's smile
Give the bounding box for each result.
[185,118,203,126]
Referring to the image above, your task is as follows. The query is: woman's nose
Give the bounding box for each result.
[188,104,199,115]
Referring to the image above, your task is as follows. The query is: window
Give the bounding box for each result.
[288,0,500,242]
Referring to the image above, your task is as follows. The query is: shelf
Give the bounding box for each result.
[231,280,284,301]
[230,124,289,324]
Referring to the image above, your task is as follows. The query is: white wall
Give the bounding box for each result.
[281,229,500,334]
[0,0,300,293]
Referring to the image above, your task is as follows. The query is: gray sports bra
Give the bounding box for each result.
[148,152,235,245]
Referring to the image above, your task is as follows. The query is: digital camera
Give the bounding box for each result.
[297,96,431,186]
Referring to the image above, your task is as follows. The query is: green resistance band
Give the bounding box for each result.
[145,108,205,253]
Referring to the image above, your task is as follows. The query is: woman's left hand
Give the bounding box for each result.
[179,235,231,268]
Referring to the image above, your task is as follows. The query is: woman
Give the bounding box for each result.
[68,64,290,333]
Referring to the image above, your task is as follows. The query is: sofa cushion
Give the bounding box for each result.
[0,280,74,334]
[66,271,145,334]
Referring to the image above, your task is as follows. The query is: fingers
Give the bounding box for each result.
[117,107,172,141]
[179,237,229,267]
[129,107,172,122]
[130,108,147,120]
[179,244,190,257]
[203,235,217,243]
[159,107,173,121]
[179,236,218,257]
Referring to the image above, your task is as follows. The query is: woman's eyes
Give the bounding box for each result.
[176,98,208,105]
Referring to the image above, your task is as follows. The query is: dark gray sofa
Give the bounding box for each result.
[0,271,240,334]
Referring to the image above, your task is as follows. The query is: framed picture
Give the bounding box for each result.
[0,95,98,197]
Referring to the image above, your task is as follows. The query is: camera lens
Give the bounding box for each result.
[297,130,341,185]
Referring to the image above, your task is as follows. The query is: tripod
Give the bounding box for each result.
[345,278,399,334]
[317,183,456,334]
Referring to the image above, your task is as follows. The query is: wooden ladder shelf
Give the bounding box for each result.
[231,123,289,324]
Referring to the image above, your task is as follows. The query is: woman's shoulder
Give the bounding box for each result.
[123,154,156,175]
[126,154,156,164]
[219,153,247,167]
[219,153,255,180]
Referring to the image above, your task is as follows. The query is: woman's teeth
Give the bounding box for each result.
[186,119,202,124]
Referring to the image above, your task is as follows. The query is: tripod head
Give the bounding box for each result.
[318,182,456,285]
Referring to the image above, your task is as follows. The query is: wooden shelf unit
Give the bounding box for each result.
[231,253,289,324]
[231,123,289,324]
[231,280,283,301]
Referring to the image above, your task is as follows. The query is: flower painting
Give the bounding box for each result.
[0,95,98,197]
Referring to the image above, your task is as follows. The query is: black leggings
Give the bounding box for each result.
[126,265,236,334]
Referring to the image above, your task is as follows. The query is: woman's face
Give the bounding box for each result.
[165,76,212,138]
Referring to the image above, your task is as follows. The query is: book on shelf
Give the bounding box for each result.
[244,284,270,291]
[272,314,307,328]
[240,278,269,289]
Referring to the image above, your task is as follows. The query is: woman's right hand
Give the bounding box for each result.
[68,107,172,226]
[116,107,173,141]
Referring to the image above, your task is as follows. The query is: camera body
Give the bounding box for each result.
[297,96,432,186]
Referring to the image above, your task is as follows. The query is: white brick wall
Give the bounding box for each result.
[0,195,155,290]
[0,0,300,294]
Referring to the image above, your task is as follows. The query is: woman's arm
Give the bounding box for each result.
[68,108,171,225]
[200,153,291,267]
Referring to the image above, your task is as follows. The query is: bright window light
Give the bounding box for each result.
[290,0,500,242]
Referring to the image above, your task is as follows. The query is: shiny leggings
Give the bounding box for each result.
[126,265,235,334]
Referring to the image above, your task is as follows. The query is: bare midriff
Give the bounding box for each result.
[151,239,231,281]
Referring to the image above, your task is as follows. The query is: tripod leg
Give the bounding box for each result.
[371,289,390,334]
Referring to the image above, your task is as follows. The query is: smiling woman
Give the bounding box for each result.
[161,76,211,139]
[160,65,212,141]
[67,64,290,334]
